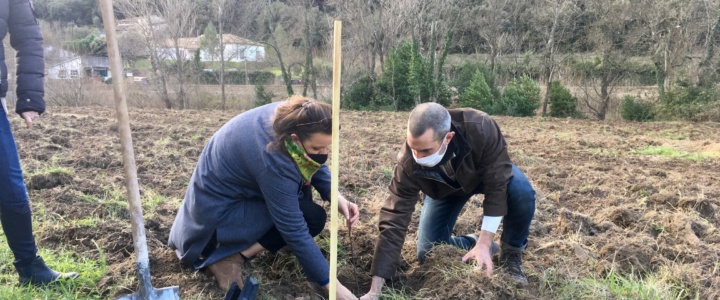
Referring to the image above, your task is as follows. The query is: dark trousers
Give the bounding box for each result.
[0,112,38,267]
[258,185,327,253]
[417,164,536,262]
[201,185,327,257]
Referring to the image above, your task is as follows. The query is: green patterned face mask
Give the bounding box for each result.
[285,139,322,183]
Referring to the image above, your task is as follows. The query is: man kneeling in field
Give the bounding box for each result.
[361,103,536,299]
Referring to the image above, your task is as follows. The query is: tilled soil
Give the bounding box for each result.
[8,107,720,299]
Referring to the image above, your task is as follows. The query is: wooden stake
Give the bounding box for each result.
[100,1,179,299]
[330,19,342,300]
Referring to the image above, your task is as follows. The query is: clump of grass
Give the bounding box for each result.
[540,266,695,300]
[0,236,108,299]
[632,146,709,162]
[380,166,394,182]
[380,287,417,300]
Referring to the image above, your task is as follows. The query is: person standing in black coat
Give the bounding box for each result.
[1,0,78,285]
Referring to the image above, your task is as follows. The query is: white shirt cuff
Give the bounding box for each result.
[1,98,7,115]
[480,216,503,234]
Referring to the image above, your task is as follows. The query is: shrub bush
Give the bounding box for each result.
[450,63,499,100]
[198,70,274,85]
[460,70,495,114]
[374,41,415,110]
[248,71,275,85]
[621,95,654,122]
[343,76,375,110]
[373,39,452,110]
[549,81,580,118]
[254,84,274,107]
[460,70,495,113]
[657,85,720,122]
[496,75,541,117]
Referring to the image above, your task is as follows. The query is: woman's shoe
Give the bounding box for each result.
[14,256,79,285]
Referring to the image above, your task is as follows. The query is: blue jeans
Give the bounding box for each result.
[0,111,38,266]
[417,164,535,262]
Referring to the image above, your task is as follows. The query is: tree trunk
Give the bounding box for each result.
[150,53,172,109]
[599,52,611,120]
[489,44,497,72]
[541,1,561,116]
[428,23,437,103]
[219,6,226,110]
[144,14,172,109]
[375,2,385,76]
[174,43,187,109]
[266,42,293,97]
[302,7,312,97]
[542,70,553,116]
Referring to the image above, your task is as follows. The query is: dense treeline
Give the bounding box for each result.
[32,0,720,120]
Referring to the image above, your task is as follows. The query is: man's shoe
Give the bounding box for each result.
[207,253,245,291]
[499,245,528,286]
[462,234,500,256]
[14,256,79,285]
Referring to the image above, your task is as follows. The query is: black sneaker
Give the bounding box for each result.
[499,245,528,286]
[14,256,79,285]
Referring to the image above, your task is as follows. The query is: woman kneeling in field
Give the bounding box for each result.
[169,96,359,299]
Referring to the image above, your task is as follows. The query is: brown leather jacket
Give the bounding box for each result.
[370,108,513,279]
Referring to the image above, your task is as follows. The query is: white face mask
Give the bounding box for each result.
[412,132,449,167]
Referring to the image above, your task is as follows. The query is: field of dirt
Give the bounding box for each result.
[6,106,720,299]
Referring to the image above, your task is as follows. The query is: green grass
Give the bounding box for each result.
[380,166,394,182]
[632,146,710,161]
[540,267,695,300]
[27,162,73,178]
[379,287,416,300]
[132,59,152,71]
[0,236,108,299]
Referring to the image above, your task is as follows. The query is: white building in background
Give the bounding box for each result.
[116,15,168,33]
[155,34,265,63]
[46,56,110,80]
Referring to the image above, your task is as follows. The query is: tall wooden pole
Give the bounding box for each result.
[330,19,342,300]
[99,0,154,297]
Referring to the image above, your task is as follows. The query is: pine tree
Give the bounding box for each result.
[460,70,495,114]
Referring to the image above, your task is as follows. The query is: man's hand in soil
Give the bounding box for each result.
[323,280,358,300]
[21,111,40,128]
[338,194,360,229]
[462,230,495,276]
[360,276,385,300]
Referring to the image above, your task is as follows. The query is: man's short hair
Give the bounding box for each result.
[407,103,451,141]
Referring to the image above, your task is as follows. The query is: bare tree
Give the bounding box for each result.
[537,0,579,116]
[260,0,296,97]
[635,0,696,95]
[697,0,719,86]
[115,0,173,108]
[458,0,512,72]
[291,0,325,99]
[208,0,231,110]
[579,0,635,120]
[157,0,197,109]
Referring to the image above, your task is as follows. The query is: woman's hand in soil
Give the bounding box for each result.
[324,281,359,300]
[359,292,380,300]
[338,194,360,229]
[360,276,385,300]
[462,231,495,277]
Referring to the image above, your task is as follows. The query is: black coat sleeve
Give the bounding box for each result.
[9,0,44,115]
